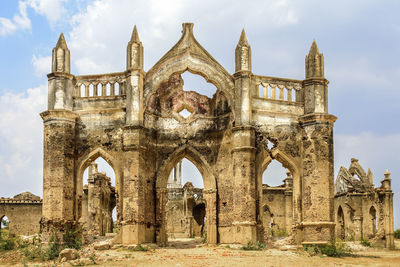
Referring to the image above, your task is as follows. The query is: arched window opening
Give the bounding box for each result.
[181,71,217,98]
[80,84,85,97]
[369,206,377,237]
[0,216,9,239]
[337,206,345,240]
[263,206,274,238]
[166,158,205,241]
[81,157,116,236]
[1,216,9,230]
[262,160,290,187]
[89,84,94,97]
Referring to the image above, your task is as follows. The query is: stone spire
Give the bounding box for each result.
[52,33,70,73]
[305,40,324,79]
[127,25,143,70]
[235,29,251,72]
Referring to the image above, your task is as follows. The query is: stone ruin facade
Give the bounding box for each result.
[0,192,42,236]
[334,159,394,247]
[0,167,115,238]
[37,22,394,246]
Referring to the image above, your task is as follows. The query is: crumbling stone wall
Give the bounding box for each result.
[334,159,394,248]
[0,192,42,236]
[41,23,339,246]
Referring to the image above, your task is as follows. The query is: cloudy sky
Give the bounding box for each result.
[0,0,399,228]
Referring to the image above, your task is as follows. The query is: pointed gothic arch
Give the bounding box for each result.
[155,145,218,244]
[75,147,122,222]
[144,24,235,117]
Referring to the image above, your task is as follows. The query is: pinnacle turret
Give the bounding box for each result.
[235,28,251,72]
[130,25,141,43]
[127,25,143,70]
[52,33,70,73]
[305,39,324,79]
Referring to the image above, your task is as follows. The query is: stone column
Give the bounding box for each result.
[299,114,337,245]
[155,188,168,244]
[232,126,257,244]
[40,110,78,240]
[380,171,394,248]
[203,189,218,244]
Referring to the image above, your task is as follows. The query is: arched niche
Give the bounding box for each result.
[337,206,345,240]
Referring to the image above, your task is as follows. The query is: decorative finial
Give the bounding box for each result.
[305,39,324,79]
[384,170,391,179]
[130,25,140,43]
[238,29,249,46]
[235,28,251,72]
[56,33,68,49]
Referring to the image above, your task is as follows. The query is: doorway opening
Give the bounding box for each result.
[165,158,206,246]
[81,157,116,236]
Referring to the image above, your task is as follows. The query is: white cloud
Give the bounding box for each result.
[67,0,299,74]
[27,0,68,26]
[0,85,47,197]
[0,0,68,36]
[32,55,51,77]
[0,1,31,36]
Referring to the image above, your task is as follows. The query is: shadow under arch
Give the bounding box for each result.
[155,145,218,244]
[75,147,122,222]
[337,205,345,240]
[256,147,301,240]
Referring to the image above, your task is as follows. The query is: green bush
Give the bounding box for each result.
[241,241,266,251]
[63,225,82,250]
[394,229,400,239]
[360,238,371,247]
[0,230,15,251]
[305,242,351,257]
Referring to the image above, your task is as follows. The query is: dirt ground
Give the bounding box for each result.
[2,238,400,267]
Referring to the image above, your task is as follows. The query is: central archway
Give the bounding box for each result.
[155,145,217,244]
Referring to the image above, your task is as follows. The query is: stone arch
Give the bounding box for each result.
[155,144,218,244]
[337,205,345,240]
[75,147,122,222]
[369,205,377,237]
[144,24,235,119]
[257,147,300,237]
[156,145,217,190]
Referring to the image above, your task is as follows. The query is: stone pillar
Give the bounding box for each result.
[155,188,168,244]
[126,26,145,126]
[234,29,252,126]
[232,126,257,244]
[203,189,218,244]
[380,171,394,248]
[120,126,147,244]
[40,110,78,240]
[299,114,336,245]
[353,215,363,240]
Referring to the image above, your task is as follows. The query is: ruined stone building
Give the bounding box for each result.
[38,22,394,247]
[0,167,115,237]
[0,192,42,235]
[334,159,394,248]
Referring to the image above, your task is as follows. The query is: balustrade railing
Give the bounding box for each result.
[74,72,127,98]
[253,75,303,103]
